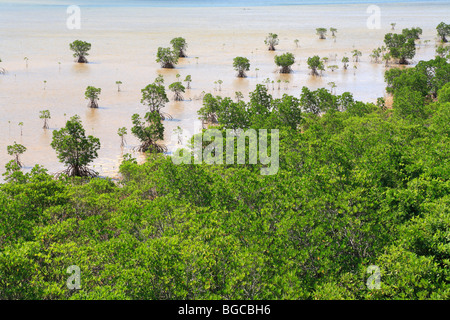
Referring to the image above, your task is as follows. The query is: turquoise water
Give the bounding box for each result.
[1,0,449,7]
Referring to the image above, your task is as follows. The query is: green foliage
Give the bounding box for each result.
[131,111,166,153]
[1,58,450,300]
[140,80,169,115]
[117,127,127,147]
[39,110,51,129]
[7,142,26,168]
[85,86,101,108]
[300,87,358,115]
[402,27,422,40]
[384,32,416,64]
[342,56,349,69]
[351,49,362,62]
[264,33,279,51]
[307,55,325,76]
[385,57,450,97]
[69,40,91,63]
[170,37,187,57]
[184,75,192,89]
[198,93,222,124]
[436,45,450,59]
[437,82,450,103]
[436,22,450,42]
[392,87,427,120]
[328,65,339,72]
[370,48,382,63]
[156,47,179,68]
[316,28,327,39]
[50,115,100,177]
[233,57,250,78]
[274,53,295,73]
[115,81,122,92]
[168,82,185,101]
[330,27,337,37]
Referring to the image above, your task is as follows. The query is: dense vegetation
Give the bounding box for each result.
[0,56,449,300]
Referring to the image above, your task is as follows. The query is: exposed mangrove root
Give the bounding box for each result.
[173,93,184,101]
[160,112,173,121]
[202,114,218,126]
[135,141,167,154]
[237,71,247,78]
[55,165,98,178]
[88,99,99,108]
[279,66,292,74]
[14,159,23,168]
[0,67,7,75]
[77,56,88,63]
[161,62,175,68]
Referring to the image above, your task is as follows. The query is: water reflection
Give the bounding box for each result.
[71,63,91,75]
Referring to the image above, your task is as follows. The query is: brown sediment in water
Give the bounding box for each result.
[0,2,447,180]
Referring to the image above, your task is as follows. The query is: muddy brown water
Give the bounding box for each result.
[0,2,446,180]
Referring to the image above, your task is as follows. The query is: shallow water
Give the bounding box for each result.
[0,1,447,180]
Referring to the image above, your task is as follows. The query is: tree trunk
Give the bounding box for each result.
[88,99,98,108]
[77,56,88,63]
[399,57,408,65]
[280,66,291,74]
